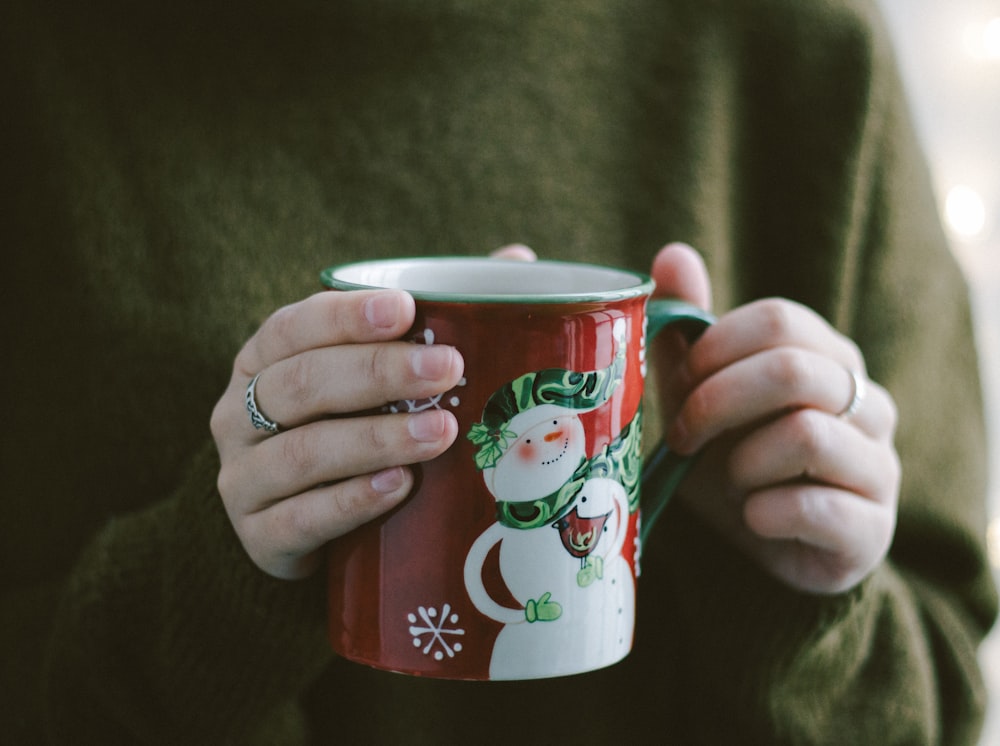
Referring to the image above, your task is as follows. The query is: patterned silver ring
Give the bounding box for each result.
[246,373,281,434]
[838,368,866,419]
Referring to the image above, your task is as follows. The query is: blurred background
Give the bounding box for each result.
[875,0,1000,741]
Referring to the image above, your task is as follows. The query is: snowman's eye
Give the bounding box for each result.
[525,439,531,444]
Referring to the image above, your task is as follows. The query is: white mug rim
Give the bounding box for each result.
[320,256,654,304]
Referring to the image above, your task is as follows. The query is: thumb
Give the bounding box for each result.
[649,243,712,425]
[650,242,712,311]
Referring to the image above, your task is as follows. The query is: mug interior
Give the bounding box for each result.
[321,257,652,303]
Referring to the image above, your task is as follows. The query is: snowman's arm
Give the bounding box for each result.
[463,523,527,625]
[608,484,630,559]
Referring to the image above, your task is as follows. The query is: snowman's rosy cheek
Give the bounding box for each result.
[516,441,537,463]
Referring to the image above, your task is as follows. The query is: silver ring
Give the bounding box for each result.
[246,373,281,434]
[838,368,866,419]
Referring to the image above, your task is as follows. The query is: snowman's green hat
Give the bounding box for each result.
[467,324,626,470]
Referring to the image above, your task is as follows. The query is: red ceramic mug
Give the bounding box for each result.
[320,257,712,680]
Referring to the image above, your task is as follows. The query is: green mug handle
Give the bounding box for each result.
[640,298,715,543]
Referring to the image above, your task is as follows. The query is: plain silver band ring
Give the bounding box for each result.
[246,373,281,434]
[839,368,866,419]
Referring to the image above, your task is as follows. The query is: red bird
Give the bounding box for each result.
[553,506,612,561]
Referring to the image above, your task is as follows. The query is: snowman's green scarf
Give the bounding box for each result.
[494,415,642,530]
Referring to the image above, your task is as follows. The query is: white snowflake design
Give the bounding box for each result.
[407,604,466,661]
[386,328,466,413]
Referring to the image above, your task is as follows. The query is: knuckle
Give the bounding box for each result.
[787,490,819,527]
[283,502,325,549]
[209,385,245,446]
[215,463,239,503]
[231,332,261,379]
[224,502,262,557]
[318,291,357,338]
[357,418,391,456]
[265,302,298,343]
[240,522,278,573]
[755,298,799,342]
[215,452,260,517]
[237,513,264,549]
[315,290,376,342]
[209,399,228,443]
[247,504,322,579]
[766,348,814,394]
[787,408,829,460]
[329,485,371,532]
[364,344,396,396]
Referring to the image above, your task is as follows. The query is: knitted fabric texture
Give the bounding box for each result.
[1,0,995,744]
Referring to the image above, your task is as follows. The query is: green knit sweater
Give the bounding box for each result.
[1,0,995,743]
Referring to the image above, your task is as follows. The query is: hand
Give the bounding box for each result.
[525,592,563,622]
[211,289,464,580]
[652,244,900,595]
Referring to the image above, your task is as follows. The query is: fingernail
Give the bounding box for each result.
[409,345,457,380]
[371,466,406,494]
[408,411,447,442]
[363,292,403,329]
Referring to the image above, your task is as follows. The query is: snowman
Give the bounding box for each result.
[463,319,639,680]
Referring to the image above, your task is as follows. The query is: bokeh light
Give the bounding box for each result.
[965,16,1000,59]
[946,184,989,239]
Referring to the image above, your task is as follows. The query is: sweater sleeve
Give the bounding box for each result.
[641,9,997,745]
[37,442,333,745]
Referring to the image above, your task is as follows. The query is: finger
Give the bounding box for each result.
[742,484,897,593]
[670,347,866,453]
[686,298,864,385]
[490,244,537,261]
[832,374,898,440]
[238,467,415,580]
[650,243,712,310]
[236,289,416,377]
[221,410,458,510]
[727,408,902,502]
[241,341,464,431]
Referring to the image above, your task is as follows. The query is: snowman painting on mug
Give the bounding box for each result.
[463,318,642,680]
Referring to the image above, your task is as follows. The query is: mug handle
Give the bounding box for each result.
[640,298,715,543]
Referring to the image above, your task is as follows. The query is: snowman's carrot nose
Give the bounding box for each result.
[544,429,564,442]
